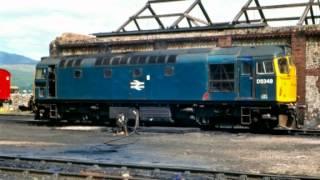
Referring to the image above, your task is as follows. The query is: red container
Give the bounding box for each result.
[0,69,10,102]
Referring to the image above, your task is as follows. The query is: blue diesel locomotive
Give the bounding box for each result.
[34,46,298,129]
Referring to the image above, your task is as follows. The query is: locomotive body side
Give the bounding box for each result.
[55,54,208,102]
[34,46,298,129]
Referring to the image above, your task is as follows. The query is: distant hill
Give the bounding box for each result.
[0,51,37,90]
[0,51,37,65]
[1,64,35,91]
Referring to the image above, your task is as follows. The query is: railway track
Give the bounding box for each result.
[273,128,320,136]
[1,115,320,137]
[0,155,319,180]
[214,127,320,137]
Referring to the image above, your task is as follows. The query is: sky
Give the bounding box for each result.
[0,0,311,60]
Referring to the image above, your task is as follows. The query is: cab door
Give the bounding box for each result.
[48,65,56,98]
[239,58,254,99]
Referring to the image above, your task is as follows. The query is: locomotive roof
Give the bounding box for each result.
[118,45,289,57]
[37,45,290,67]
[209,46,290,58]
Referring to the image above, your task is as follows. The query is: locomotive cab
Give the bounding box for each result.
[206,46,297,129]
[35,59,58,100]
[34,59,59,119]
[253,56,297,103]
[250,56,298,128]
[274,57,297,103]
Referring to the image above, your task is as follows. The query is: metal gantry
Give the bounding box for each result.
[116,0,212,32]
[232,0,320,26]
[116,0,320,33]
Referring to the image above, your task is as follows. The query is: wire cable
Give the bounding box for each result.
[103,110,140,145]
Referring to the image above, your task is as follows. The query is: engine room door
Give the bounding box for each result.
[239,58,254,99]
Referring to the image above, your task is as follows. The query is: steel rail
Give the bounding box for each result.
[0,155,319,179]
[209,127,320,137]
[0,166,142,180]
[273,128,320,136]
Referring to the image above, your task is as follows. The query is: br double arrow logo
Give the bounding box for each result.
[130,80,145,91]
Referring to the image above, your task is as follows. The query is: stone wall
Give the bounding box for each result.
[232,38,290,47]
[306,38,320,122]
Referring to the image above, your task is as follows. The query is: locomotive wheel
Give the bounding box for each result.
[34,111,40,120]
[250,120,277,133]
[265,120,278,130]
[197,117,215,130]
[250,122,265,133]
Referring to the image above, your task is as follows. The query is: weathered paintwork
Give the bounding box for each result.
[35,46,296,105]
[275,57,297,103]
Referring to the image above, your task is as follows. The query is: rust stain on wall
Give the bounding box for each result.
[306,69,320,93]
[317,74,320,93]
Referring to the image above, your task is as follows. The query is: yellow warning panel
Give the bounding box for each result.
[274,56,297,103]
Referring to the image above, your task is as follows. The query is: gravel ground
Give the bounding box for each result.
[0,115,319,177]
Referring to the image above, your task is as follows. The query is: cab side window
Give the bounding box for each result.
[241,62,252,75]
[278,58,289,74]
[256,61,274,74]
[35,68,47,79]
